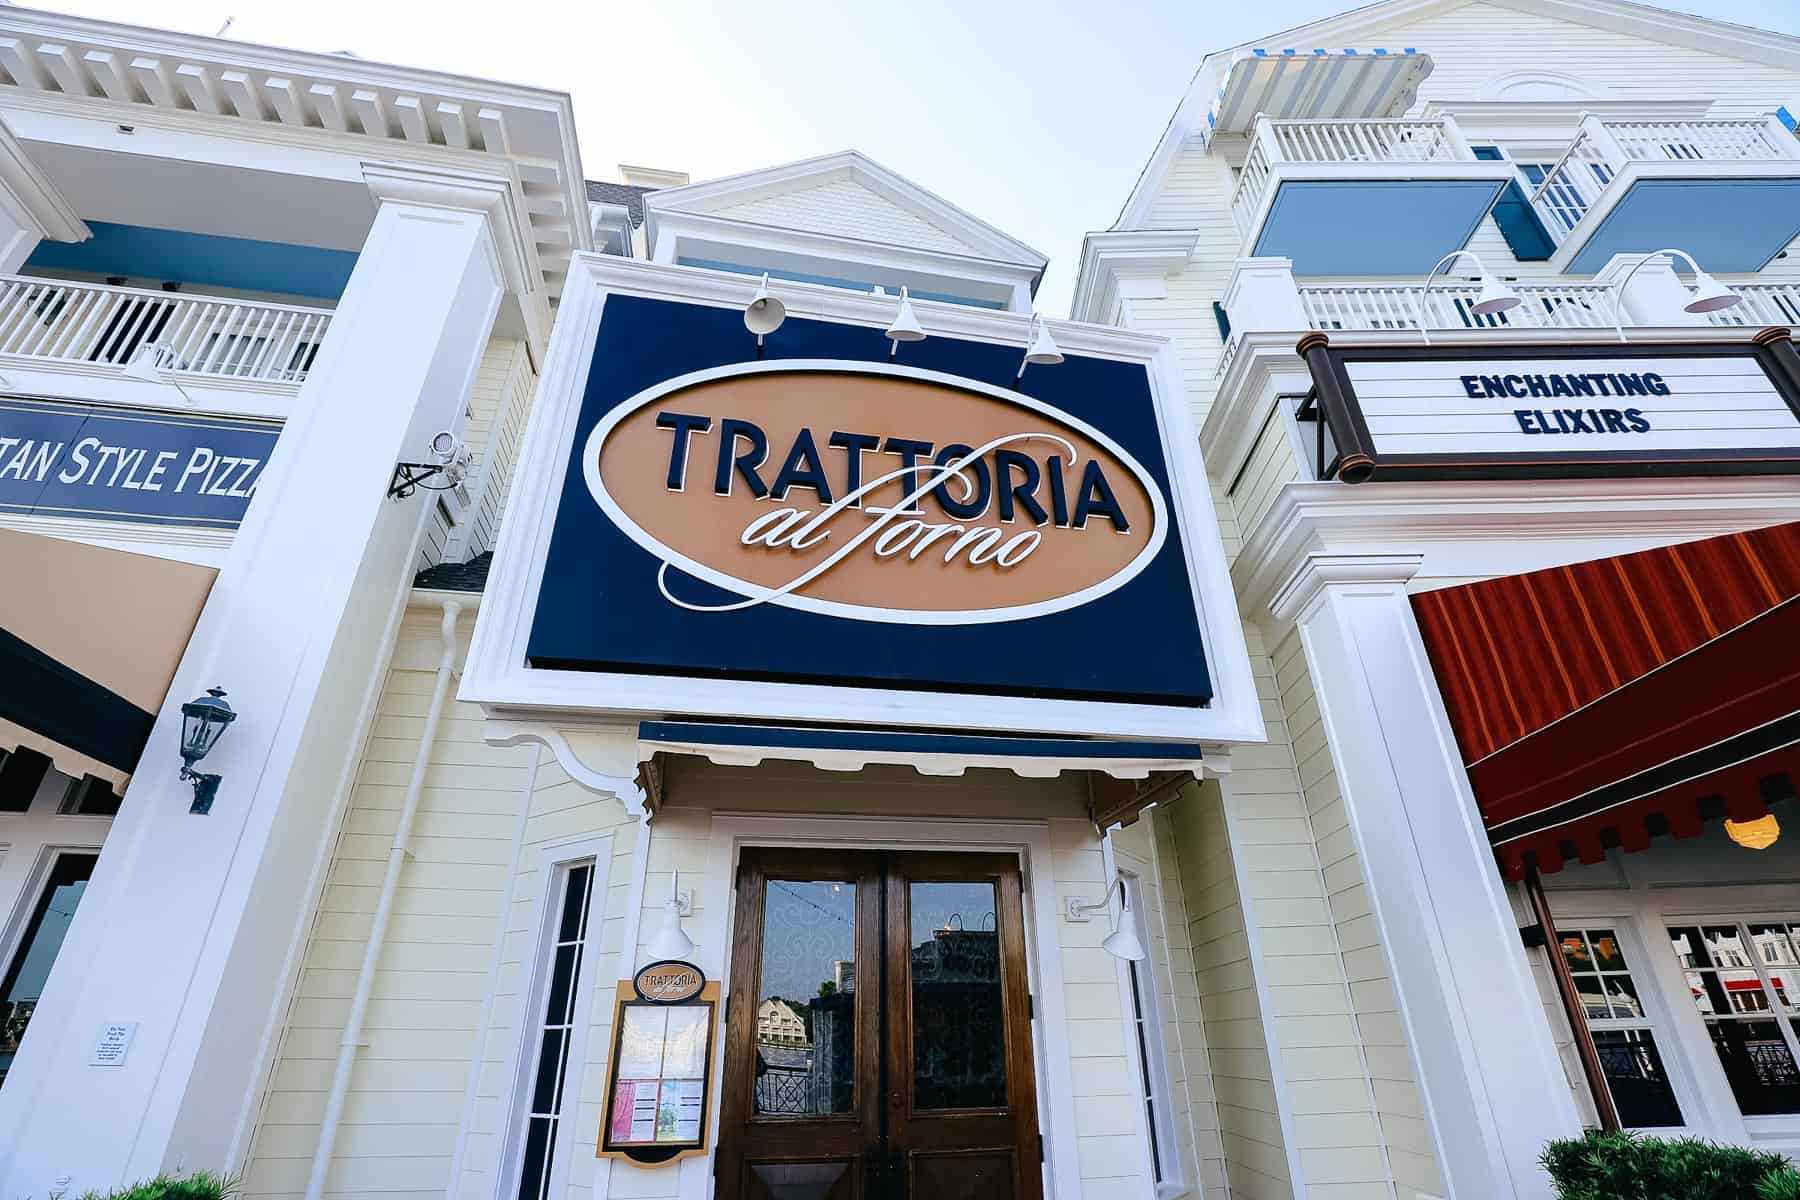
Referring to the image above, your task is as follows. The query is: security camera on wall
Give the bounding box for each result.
[386,431,472,499]
[429,431,472,485]
[428,430,461,464]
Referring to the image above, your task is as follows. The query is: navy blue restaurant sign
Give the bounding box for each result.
[0,396,279,528]
[526,295,1212,707]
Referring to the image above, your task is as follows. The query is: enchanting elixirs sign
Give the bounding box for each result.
[519,288,1228,711]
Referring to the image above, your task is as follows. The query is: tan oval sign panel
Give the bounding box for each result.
[635,960,705,1004]
[584,361,1168,624]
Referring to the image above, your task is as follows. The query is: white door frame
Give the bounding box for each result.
[691,811,1080,1200]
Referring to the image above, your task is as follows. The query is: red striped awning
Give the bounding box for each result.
[1411,522,1800,878]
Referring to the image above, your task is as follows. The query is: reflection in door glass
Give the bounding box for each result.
[910,880,1006,1109]
[753,879,856,1116]
[0,853,98,1086]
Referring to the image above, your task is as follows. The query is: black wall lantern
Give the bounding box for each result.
[179,686,236,814]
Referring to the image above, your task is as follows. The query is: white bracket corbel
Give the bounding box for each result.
[483,718,646,813]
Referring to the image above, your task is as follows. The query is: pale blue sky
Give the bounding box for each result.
[37,0,1800,312]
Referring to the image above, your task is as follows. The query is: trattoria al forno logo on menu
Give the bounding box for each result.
[584,361,1167,623]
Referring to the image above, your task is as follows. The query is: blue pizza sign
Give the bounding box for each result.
[0,396,280,528]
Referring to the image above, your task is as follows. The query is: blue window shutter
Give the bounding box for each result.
[1469,146,1556,261]
[1212,301,1231,341]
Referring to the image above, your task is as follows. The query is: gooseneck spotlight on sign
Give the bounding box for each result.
[465,260,1260,747]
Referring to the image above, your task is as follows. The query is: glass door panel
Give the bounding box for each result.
[886,852,1040,1200]
[754,878,859,1117]
[719,850,883,1199]
[907,880,1006,1110]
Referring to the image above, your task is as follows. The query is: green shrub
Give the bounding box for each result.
[74,1172,235,1200]
[1543,1131,1796,1200]
[1760,1163,1800,1200]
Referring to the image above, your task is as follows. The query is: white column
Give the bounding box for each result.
[0,164,517,1193]
[1272,554,1581,1200]
[1223,256,1308,334]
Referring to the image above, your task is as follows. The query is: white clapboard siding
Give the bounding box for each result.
[240,612,642,1200]
[453,338,536,562]
[413,336,536,573]
[1228,406,1304,546]
[705,179,981,257]
[1166,774,1294,1196]
[1274,628,1447,1200]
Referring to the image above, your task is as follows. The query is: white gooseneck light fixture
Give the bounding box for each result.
[886,286,926,356]
[645,868,696,962]
[1417,249,1522,345]
[1065,877,1147,961]
[743,273,786,348]
[1609,248,1741,341]
[1016,313,1063,380]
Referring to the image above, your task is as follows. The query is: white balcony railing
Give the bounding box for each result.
[1231,116,1475,237]
[1298,280,1619,334]
[1705,282,1800,328]
[1527,115,1800,245]
[0,275,333,383]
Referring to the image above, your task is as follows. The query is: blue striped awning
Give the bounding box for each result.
[1203,47,1434,147]
[637,720,1206,780]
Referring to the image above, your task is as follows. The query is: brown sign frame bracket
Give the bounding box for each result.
[596,978,720,1166]
[1297,328,1800,483]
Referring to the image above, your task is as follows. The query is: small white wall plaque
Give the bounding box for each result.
[90,1022,137,1066]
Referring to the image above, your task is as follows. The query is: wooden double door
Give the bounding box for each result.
[717,849,1042,1200]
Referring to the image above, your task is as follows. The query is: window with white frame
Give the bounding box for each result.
[1120,873,1183,1196]
[1668,921,1800,1117]
[511,858,599,1200]
[1556,927,1685,1129]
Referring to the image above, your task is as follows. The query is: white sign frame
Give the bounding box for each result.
[462,257,1262,744]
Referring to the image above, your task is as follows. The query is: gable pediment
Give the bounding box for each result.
[647,151,1044,267]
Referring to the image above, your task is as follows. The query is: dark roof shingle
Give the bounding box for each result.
[585,180,654,227]
[413,551,493,593]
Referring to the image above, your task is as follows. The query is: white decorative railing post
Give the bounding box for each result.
[1223,256,1308,334]
[1438,112,1475,160]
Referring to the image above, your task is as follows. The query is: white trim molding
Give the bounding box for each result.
[1235,476,1800,637]
[1069,229,1200,325]
[647,206,1041,311]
